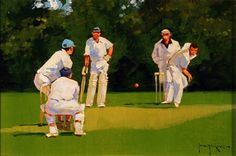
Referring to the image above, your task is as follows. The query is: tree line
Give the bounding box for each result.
[0,0,235,91]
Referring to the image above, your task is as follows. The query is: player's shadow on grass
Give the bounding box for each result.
[13,123,76,137]
[18,123,47,126]
[123,102,175,109]
[13,132,45,137]
[13,132,75,137]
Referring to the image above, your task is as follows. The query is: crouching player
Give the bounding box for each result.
[33,38,75,127]
[162,43,199,107]
[41,67,86,137]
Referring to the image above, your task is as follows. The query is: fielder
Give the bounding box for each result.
[41,68,86,137]
[152,28,180,100]
[34,38,75,94]
[162,43,199,107]
[34,38,75,126]
[83,27,113,108]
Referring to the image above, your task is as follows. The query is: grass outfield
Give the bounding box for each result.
[1,91,235,155]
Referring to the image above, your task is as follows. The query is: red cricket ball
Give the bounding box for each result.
[134,83,139,88]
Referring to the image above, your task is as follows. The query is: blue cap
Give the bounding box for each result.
[62,39,75,48]
[60,67,72,77]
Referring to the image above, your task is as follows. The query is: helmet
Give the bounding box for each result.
[60,67,72,77]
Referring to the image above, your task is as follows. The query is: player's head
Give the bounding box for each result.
[92,27,101,40]
[189,43,199,56]
[62,39,76,56]
[60,67,72,78]
[161,28,172,40]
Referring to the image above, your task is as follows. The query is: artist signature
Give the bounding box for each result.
[198,144,231,155]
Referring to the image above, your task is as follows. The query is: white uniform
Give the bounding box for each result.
[42,77,85,135]
[166,43,197,104]
[84,37,113,107]
[152,39,180,98]
[45,77,83,115]
[34,49,72,91]
[84,37,113,74]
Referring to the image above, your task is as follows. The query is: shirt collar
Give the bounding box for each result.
[190,54,197,60]
[61,49,69,56]
[161,39,172,48]
[92,37,102,43]
[183,50,197,61]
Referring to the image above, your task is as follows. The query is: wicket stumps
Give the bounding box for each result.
[154,72,164,103]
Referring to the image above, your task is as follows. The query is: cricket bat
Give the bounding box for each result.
[79,67,88,103]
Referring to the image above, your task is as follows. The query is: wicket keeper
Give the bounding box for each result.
[34,38,75,127]
[41,68,86,137]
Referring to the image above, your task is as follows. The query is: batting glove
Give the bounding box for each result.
[81,66,88,76]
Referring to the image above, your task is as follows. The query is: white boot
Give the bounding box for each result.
[74,130,86,136]
[161,100,172,104]
[46,126,59,138]
[174,102,180,108]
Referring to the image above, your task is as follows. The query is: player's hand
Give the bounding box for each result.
[187,74,192,82]
[81,66,88,76]
[103,55,111,62]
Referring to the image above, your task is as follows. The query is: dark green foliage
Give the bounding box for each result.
[0,0,235,91]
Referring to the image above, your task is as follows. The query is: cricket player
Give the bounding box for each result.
[83,27,113,108]
[152,28,180,99]
[162,43,199,107]
[34,38,75,94]
[41,67,86,137]
[34,39,75,127]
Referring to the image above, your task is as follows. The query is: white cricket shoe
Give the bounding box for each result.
[74,130,86,136]
[98,103,105,108]
[46,133,58,138]
[161,101,171,104]
[174,102,180,108]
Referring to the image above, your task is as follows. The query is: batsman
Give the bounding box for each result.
[83,27,113,108]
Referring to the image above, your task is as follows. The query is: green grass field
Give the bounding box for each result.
[1,91,235,156]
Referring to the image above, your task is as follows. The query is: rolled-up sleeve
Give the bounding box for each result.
[104,38,113,49]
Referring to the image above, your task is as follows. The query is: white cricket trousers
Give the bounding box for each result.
[166,66,188,104]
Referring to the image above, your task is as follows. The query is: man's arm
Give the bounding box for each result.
[84,55,90,67]
[103,46,113,62]
[81,55,90,76]
[152,44,160,65]
[107,46,113,57]
[182,68,192,82]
